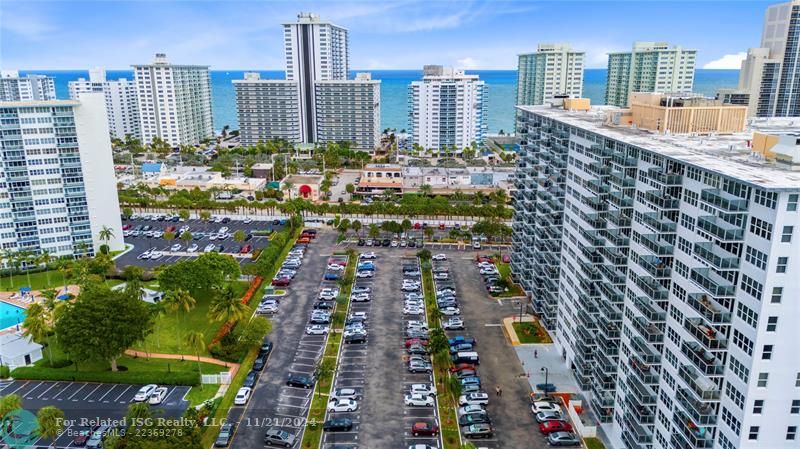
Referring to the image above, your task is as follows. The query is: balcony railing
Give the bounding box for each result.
[679,365,721,401]
[648,167,683,186]
[637,254,672,278]
[696,216,744,242]
[622,413,654,446]
[627,374,657,405]
[690,268,735,297]
[637,233,674,256]
[644,190,680,210]
[631,336,661,364]
[633,274,669,301]
[693,242,739,270]
[672,410,715,449]
[701,189,748,213]
[610,171,635,188]
[685,318,728,350]
[640,212,677,233]
[686,293,731,325]
[681,341,724,376]
[632,296,666,322]
[632,316,664,343]
[628,354,659,385]
[676,388,717,425]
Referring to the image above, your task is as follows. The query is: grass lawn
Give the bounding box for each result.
[185,384,219,407]
[0,270,121,292]
[132,281,250,356]
[512,321,552,344]
[585,437,606,449]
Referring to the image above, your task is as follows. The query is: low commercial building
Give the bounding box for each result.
[281,174,324,201]
[0,332,43,368]
[356,164,403,197]
[135,166,266,193]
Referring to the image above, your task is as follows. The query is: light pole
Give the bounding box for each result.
[540,366,549,395]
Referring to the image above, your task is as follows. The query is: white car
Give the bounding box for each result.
[149,251,164,260]
[258,303,278,314]
[531,401,560,414]
[319,289,339,300]
[219,226,229,234]
[432,254,447,261]
[443,317,465,330]
[133,384,158,402]
[208,233,219,241]
[170,244,181,252]
[234,387,252,405]
[433,272,449,280]
[327,398,358,412]
[305,325,329,335]
[356,270,374,278]
[359,252,377,259]
[403,307,424,315]
[405,293,423,300]
[327,264,345,271]
[243,217,253,224]
[409,383,437,396]
[148,387,168,405]
[350,312,368,320]
[351,293,371,302]
[204,243,216,252]
[441,307,461,316]
[187,244,199,253]
[480,268,498,276]
[352,287,371,294]
[457,404,486,416]
[331,388,359,400]
[406,320,427,329]
[459,393,489,406]
[404,393,435,407]
[137,250,152,260]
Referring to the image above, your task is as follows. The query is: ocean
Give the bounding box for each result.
[21,69,739,135]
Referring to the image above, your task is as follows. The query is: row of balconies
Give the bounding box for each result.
[700,189,748,213]
[671,410,714,449]
[640,212,677,234]
[696,216,744,242]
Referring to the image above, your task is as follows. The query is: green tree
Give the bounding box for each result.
[98,226,115,248]
[368,224,380,239]
[185,331,206,384]
[180,231,193,244]
[36,405,65,448]
[163,231,176,242]
[39,250,52,287]
[199,210,212,221]
[428,327,448,355]
[351,220,362,237]
[233,230,246,244]
[122,207,133,218]
[0,393,22,418]
[162,289,196,350]
[423,227,434,242]
[22,303,53,365]
[238,316,272,348]
[195,252,241,281]
[207,286,248,323]
[345,183,355,195]
[419,184,433,196]
[125,402,152,425]
[55,285,154,371]
[179,209,190,221]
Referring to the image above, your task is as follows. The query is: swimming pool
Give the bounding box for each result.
[0,300,25,330]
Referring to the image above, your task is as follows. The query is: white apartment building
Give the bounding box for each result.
[235,13,380,151]
[517,44,585,106]
[0,71,56,102]
[513,105,800,449]
[133,53,214,147]
[719,1,800,117]
[68,68,141,140]
[0,93,124,259]
[605,42,696,107]
[408,65,487,153]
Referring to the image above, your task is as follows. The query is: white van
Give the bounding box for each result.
[451,351,480,365]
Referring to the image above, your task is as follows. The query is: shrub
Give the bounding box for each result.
[0,365,10,379]
[46,359,73,369]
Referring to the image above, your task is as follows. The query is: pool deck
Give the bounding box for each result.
[0,285,80,334]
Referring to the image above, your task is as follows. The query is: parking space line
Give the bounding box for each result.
[7,381,29,395]
[35,382,58,399]
[113,384,132,402]
[84,383,103,402]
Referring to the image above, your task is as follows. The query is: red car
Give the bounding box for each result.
[476,255,495,263]
[438,223,446,230]
[405,338,429,348]
[539,420,573,434]
[271,277,291,287]
[413,223,422,230]
[240,244,252,254]
[296,237,310,244]
[122,224,132,230]
[165,225,176,233]
[71,426,99,447]
[449,363,477,373]
[411,420,439,436]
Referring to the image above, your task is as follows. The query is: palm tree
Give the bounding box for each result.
[180,231,193,244]
[126,402,152,426]
[1,249,14,290]
[162,289,196,350]
[98,226,115,249]
[36,406,65,448]
[419,184,433,197]
[282,181,294,200]
[20,250,33,288]
[23,303,53,365]
[0,393,22,417]
[207,286,248,323]
[351,220,362,237]
[185,331,206,387]
[368,224,380,239]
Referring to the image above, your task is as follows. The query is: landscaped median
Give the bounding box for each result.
[503,316,553,345]
[419,254,462,449]
[300,249,357,448]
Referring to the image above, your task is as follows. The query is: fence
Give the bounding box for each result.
[201,371,232,385]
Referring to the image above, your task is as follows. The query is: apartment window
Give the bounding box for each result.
[749,426,760,440]
[762,345,774,360]
[679,214,695,232]
[683,190,698,206]
[775,256,790,274]
[771,287,783,304]
[788,426,797,441]
[722,407,741,435]
[791,400,800,414]
[740,275,763,300]
[754,189,777,208]
[758,372,769,388]
[750,217,773,240]
[736,303,759,328]
[729,356,750,383]
[788,194,798,211]
[745,245,768,270]
[767,316,778,332]
[725,381,745,409]
[753,399,764,414]
[733,329,754,355]
[782,226,794,242]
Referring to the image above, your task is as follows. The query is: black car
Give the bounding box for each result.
[243,370,258,388]
[323,418,353,432]
[313,301,334,310]
[245,233,253,241]
[357,239,365,246]
[253,355,267,371]
[372,239,381,246]
[260,340,273,356]
[286,373,315,389]
[214,422,236,447]
[459,412,491,426]
[345,333,367,344]
[272,219,280,225]
[381,239,391,247]
[222,217,231,223]
[408,240,417,248]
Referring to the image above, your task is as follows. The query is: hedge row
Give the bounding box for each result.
[11,366,200,386]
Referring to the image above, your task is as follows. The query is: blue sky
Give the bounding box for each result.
[0,0,775,70]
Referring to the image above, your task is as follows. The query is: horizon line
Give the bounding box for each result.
[19,67,740,72]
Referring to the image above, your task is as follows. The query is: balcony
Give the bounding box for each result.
[638,233,674,256]
[628,354,659,385]
[633,274,669,301]
[679,365,721,401]
[600,246,627,266]
[597,316,621,340]
[687,293,731,325]
[596,333,620,356]
[595,350,618,375]
[606,210,632,227]
[600,264,626,284]
[632,296,666,322]
[690,268,735,297]
[640,212,677,233]
[672,410,715,449]
[627,374,657,405]
[693,242,739,270]
[624,395,656,425]
[622,413,654,446]
[637,254,672,278]
[676,388,717,425]
[610,171,635,188]
[696,216,744,242]
[631,336,661,364]
[609,191,634,208]
[586,178,611,195]
[598,281,625,304]
[632,316,664,343]
[644,190,679,210]
[648,167,683,186]
[681,341,724,376]
[581,229,605,246]
[685,318,727,350]
[701,189,748,213]
[598,300,623,321]
[612,153,637,167]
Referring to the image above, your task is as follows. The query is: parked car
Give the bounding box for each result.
[536,410,565,423]
[547,431,581,446]
[85,426,110,449]
[148,386,168,405]
[459,393,489,406]
[243,371,258,388]
[327,398,358,412]
[411,420,439,436]
[539,420,574,434]
[133,384,158,402]
[234,387,252,405]
[286,373,315,389]
[459,412,491,426]
[461,423,493,439]
[404,393,435,407]
[214,422,236,447]
[409,383,437,396]
[457,404,486,416]
[443,317,465,330]
[322,418,353,432]
[531,401,560,414]
[331,387,360,400]
[432,253,447,260]
[263,428,295,447]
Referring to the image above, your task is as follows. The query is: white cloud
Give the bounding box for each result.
[703,52,747,69]
[456,57,479,69]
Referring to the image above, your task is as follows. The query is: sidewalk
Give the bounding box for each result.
[124,349,240,377]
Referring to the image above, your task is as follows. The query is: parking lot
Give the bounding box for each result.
[227,231,334,449]
[0,380,189,448]
[116,214,284,268]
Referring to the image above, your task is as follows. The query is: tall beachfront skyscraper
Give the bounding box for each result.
[605,42,696,107]
[133,53,213,147]
[517,44,585,106]
[0,71,56,102]
[513,96,800,449]
[719,0,800,117]
[68,68,141,140]
[0,93,124,258]
[408,65,487,154]
[235,13,380,151]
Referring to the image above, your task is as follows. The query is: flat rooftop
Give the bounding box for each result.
[517,105,800,190]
